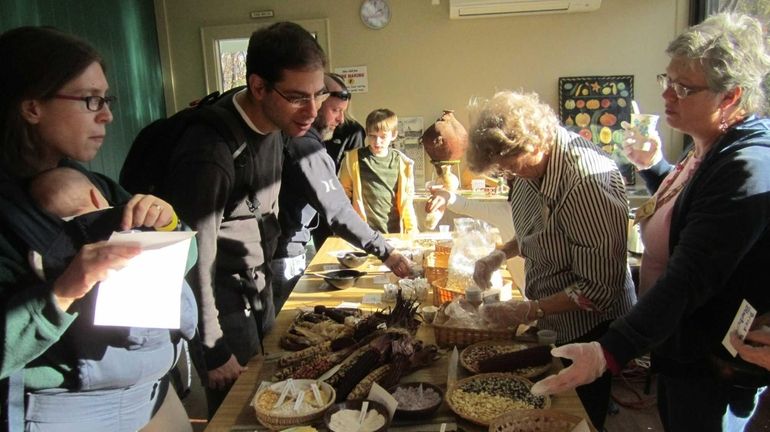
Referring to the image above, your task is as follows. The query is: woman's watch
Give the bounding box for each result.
[532,300,545,320]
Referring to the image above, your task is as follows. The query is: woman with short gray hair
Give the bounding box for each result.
[532,12,770,431]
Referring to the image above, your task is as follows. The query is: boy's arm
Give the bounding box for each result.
[338,157,354,199]
[400,156,419,234]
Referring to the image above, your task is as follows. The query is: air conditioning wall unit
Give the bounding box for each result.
[449,0,601,19]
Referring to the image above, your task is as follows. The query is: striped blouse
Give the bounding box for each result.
[509,127,636,344]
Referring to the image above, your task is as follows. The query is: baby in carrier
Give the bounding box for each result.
[23,166,197,431]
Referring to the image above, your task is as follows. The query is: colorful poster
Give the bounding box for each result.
[558,75,635,184]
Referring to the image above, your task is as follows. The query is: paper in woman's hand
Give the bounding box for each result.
[94,230,196,329]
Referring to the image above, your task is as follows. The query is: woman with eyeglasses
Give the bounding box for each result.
[531,12,770,431]
[0,27,195,431]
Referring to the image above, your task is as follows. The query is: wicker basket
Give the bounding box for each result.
[488,409,587,432]
[430,277,464,306]
[435,239,453,255]
[445,373,550,426]
[459,340,552,378]
[433,322,518,348]
[424,250,454,306]
[432,304,519,347]
[251,380,335,430]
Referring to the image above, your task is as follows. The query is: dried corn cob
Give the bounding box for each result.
[324,343,372,387]
[278,340,332,368]
[333,348,381,402]
[278,336,355,368]
[478,344,552,372]
[346,364,393,400]
[274,347,352,380]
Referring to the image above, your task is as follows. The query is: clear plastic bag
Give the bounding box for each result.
[445,218,502,293]
[439,296,484,328]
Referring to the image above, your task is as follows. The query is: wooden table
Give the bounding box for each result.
[206,235,594,431]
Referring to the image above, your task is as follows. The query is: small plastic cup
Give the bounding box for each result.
[630,113,659,138]
[537,329,557,346]
[623,114,659,152]
[422,305,438,323]
[383,283,398,302]
[438,225,450,233]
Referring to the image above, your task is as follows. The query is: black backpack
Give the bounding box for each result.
[119,86,248,198]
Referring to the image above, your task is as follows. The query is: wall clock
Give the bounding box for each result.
[360,0,391,30]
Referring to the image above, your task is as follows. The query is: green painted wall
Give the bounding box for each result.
[0,0,165,181]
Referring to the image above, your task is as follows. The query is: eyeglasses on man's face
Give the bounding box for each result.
[657,74,709,99]
[328,90,351,101]
[271,86,330,108]
[53,94,116,112]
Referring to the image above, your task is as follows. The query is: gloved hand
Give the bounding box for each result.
[479,300,533,328]
[530,342,607,396]
[473,249,507,289]
[620,121,662,170]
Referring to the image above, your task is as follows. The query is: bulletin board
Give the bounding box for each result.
[558,75,635,183]
[396,117,426,189]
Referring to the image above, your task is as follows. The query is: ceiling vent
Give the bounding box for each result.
[449,0,601,19]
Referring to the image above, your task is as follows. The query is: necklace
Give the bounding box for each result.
[634,150,695,225]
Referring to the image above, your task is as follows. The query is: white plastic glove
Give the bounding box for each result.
[530,342,607,396]
[473,249,507,289]
[480,300,534,328]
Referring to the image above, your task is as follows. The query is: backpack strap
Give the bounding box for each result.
[207,105,247,161]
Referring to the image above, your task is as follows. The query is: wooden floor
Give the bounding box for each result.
[604,364,662,432]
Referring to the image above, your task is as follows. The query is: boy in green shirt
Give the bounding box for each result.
[339,109,418,234]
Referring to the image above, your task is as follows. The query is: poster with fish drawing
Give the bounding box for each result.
[558,75,635,184]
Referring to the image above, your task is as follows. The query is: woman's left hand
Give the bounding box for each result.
[121,194,174,231]
[479,299,533,327]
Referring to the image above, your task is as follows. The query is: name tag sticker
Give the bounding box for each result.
[362,293,381,304]
[722,299,757,357]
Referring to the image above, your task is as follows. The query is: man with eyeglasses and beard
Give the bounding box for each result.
[271,73,413,314]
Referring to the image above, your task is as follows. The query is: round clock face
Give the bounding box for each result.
[360,0,391,30]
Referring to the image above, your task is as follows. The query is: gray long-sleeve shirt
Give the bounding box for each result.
[275,127,392,260]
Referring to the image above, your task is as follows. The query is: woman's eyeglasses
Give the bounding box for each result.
[656,74,709,99]
[53,94,116,111]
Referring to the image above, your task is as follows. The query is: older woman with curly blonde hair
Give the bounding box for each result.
[451,90,636,429]
[466,91,559,173]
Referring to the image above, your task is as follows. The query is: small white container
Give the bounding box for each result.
[537,329,558,345]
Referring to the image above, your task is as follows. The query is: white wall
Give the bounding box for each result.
[155,0,690,167]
